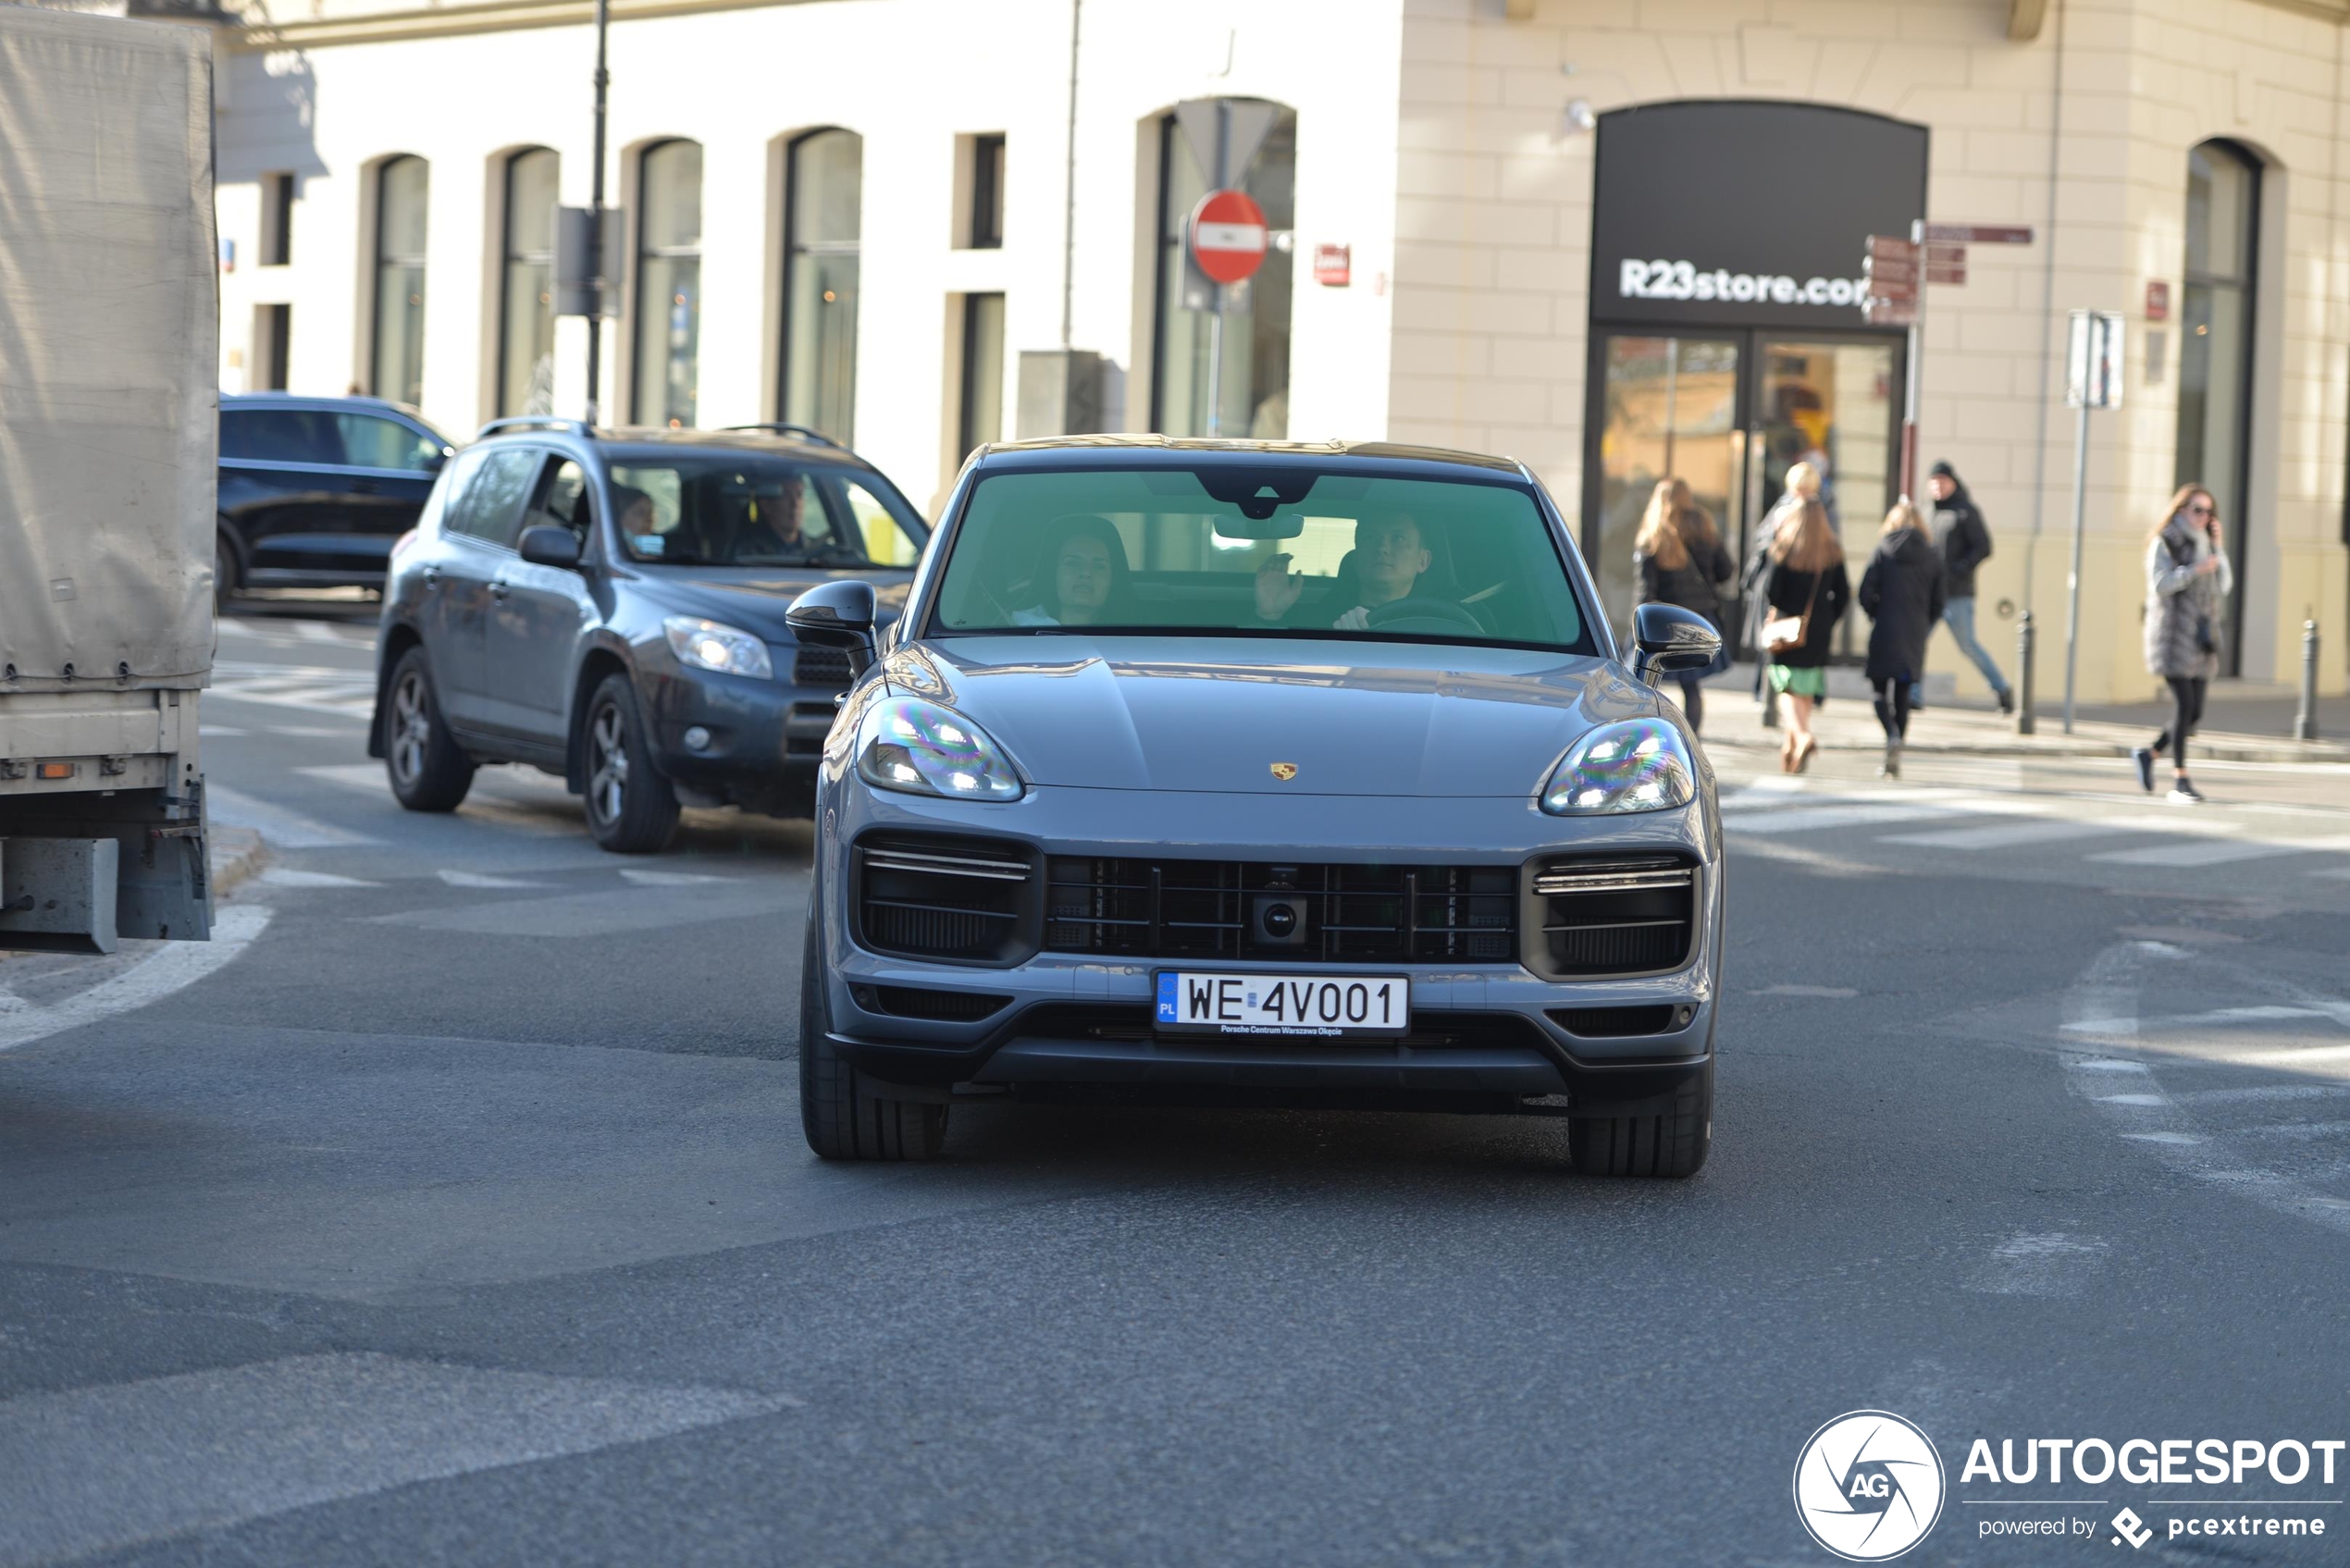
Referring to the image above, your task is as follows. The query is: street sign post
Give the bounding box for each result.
[1173,98,1278,437]
[2059,309,2126,735]
[1187,188,1267,437]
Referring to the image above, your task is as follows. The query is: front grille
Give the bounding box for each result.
[1535,856,1695,977]
[869,985,1011,1021]
[855,834,1034,962]
[793,646,854,689]
[1042,858,1515,963]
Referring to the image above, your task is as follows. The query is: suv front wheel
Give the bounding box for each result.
[581,673,680,853]
[383,647,475,811]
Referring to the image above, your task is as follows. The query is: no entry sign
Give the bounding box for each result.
[1188,189,1268,286]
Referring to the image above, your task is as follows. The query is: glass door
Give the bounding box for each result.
[1588,334,1744,640]
[1748,338,1900,654]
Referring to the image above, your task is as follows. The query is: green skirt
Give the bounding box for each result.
[1768,663,1825,698]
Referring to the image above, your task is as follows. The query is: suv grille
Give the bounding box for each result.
[855,835,1034,962]
[793,646,855,690]
[1533,857,1695,976]
[1043,858,1515,963]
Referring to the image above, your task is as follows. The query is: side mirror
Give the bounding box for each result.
[517,525,582,570]
[1628,601,1722,688]
[786,579,879,676]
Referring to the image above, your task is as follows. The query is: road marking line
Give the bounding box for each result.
[0,1352,797,1567]
[198,725,246,737]
[1725,802,1969,834]
[1880,818,2151,851]
[205,785,379,848]
[0,905,272,1053]
[2096,1093,2168,1106]
[256,868,380,889]
[2087,837,2313,868]
[619,869,738,886]
[438,870,549,889]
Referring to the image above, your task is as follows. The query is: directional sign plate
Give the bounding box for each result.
[1920,223,2033,245]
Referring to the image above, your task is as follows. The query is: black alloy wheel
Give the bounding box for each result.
[383,647,476,812]
[799,907,950,1161]
[581,672,680,854]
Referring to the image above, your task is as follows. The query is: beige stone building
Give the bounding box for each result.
[192,0,2347,704]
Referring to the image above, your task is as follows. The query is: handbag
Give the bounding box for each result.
[1762,568,1823,658]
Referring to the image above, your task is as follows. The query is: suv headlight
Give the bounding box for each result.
[1540,718,1695,815]
[856,696,1024,801]
[663,616,773,679]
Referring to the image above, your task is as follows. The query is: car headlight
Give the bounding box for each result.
[1540,718,1695,815]
[856,696,1024,801]
[662,616,773,679]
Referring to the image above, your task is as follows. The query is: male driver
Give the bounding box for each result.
[1254,512,1433,630]
[1924,460,2014,714]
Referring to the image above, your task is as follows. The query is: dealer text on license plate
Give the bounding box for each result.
[1154,971,1409,1037]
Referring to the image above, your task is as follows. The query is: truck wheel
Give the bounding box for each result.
[799,914,949,1161]
[383,647,475,811]
[1567,1060,1711,1179]
[581,673,679,854]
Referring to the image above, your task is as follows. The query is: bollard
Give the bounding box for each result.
[2015,610,2036,735]
[2295,620,2320,741]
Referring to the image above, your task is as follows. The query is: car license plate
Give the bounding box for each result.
[1154,971,1409,1038]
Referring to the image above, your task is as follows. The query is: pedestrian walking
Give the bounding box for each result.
[1922,461,2014,714]
[1759,496,1849,773]
[1741,461,1822,727]
[2132,484,2232,803]
[1858,500,1947,780]
[1633,477,1736,734]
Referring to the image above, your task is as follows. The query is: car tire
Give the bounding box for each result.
[215,534,238,611]
[581,673,680,854]
[799,913,950,1161]
[1567,1059,1711,1179]
[382,646,475,812]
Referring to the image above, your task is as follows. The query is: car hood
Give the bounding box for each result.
[628,566,909,639]
[884,636,1660,797]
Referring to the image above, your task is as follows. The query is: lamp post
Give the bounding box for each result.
[581,0,611,426]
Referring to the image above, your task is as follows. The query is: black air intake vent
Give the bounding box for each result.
[854,834,1036,963]
[1534,857,1695,978]
[794,646,855,690]
[869,985,1011,1021]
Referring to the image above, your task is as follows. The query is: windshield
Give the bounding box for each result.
[931,467,1593,651]
[608,457,925,568]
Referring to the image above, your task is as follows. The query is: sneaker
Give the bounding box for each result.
[2168,778,2205,804]
[2132,747,2156,793]
[1997,688,2016,716]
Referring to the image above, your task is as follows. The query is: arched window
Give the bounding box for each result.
[780,129,863,443]
[1150,102,1294,438]
[635,139,702,427]
[372,155,429,407]
[498,147,560,416]
[2175,139,2258,672]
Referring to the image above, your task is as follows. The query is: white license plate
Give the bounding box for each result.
[1154,971,1409,1038]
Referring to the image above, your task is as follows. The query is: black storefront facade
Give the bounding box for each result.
[1580,102,1930,641]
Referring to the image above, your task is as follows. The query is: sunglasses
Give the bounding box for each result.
[2187,503,2215,516]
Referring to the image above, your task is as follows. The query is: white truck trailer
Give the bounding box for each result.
[0,6,218,954]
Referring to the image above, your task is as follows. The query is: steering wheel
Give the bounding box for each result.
[1366,596,1484,635]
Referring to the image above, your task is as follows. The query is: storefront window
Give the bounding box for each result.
[498,147,559,416]
[635,139,702,428]
[1151,105,1293,438]
[371,155,428,408]
[2176,139,2257,673]
[781,129,862,444]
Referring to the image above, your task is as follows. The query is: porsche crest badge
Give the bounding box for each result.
[1269,761,1299,782]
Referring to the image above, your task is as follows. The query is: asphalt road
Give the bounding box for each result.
[4,605,2349,1567]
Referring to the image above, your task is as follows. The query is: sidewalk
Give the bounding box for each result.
[1692,663,2349,766]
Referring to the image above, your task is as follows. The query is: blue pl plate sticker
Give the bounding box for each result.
[1156,973,1178,1024]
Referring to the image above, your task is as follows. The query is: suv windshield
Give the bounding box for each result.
[608,456,925,568]
[932,467,1593,651]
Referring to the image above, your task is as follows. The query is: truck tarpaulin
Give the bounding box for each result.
[0,7,216,694]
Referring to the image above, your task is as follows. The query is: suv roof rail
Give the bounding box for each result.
[720,423,843,449]
[477,415,594,439]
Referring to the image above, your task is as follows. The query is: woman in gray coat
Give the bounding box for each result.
[2131,484,2232,802]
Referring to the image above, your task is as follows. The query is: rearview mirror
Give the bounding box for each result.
[517,525,581,570]
[786,579,879,677]
[1629,602,1722,688]
[1210,512,1305,542]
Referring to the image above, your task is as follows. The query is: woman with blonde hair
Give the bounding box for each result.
[1742,461,1825,720]
[1633,477,1737,733]
[1858,500,1947,778]
[2131,484,2232,802]
[1759,498,1849,772]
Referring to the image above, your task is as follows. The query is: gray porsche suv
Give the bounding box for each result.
[787,438,1726,1176]
[369,418,929,851]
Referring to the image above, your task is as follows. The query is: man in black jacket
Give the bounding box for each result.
[1925,461,2015,715]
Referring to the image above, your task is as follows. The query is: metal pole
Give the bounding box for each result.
[1205,304,1225,437]
[2016,609,2036,735]
[582,0,611,426]
[2296,620,2321,741]
[1901,318,1923,501]
[2060,392,2089,734]
[1059,0,1081,352]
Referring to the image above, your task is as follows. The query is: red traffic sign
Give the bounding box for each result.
[1189,189,1268,285]
[1919,223,2033,245]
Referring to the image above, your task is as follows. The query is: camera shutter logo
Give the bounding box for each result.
[1792,1411,1946,1562]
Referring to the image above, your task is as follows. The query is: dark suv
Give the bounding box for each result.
[218,393,456,600]
[368,418,930,851]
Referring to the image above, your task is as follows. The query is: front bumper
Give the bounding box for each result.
[639,661,840,809]
[816,780,1722,1117]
